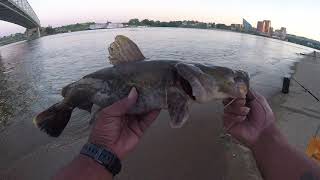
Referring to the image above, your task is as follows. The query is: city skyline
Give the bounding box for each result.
[0,0,319,41]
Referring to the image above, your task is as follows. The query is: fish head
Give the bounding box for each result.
[205,67,249,99]
[176,63,249,103]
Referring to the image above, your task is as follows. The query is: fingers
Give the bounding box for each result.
[223,98,249,133]
[222,98,233,105]
[101,87,138,116]
[223,98,246,107]
[139,109,161,132]
[247,89,267,104]
[246,89,257,102]
[223,113,247,131]
[246,89,271,112]
[128,109,161,138]
[225,106,250,116]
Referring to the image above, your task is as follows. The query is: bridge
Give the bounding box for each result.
[0,0,41,38]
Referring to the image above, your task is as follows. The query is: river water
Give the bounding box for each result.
[0,27,313,128]
[0,27,315,179]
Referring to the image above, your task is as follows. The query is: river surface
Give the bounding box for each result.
[0,27,313,129]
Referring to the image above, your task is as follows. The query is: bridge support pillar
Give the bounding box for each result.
[26,27,41,40]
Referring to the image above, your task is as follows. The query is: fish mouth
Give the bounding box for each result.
[178,72,249,101]
[233,70,250,98]
[235,70,250,88]
[235,82,248,98]
[178,75,196,100]
[176,67,250,101]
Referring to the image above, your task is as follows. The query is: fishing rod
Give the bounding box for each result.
[291,77,320,102]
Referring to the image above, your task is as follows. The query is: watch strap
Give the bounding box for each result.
[80,143,121,176]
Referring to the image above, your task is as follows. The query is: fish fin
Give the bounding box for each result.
[89,104,101,124]
[33,102,74,137]
[167,91,192,128]
[108,35,145,65]
[175,63,213,103]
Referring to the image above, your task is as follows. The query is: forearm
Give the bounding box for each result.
[252,124,320,180]
[53,155,113,180]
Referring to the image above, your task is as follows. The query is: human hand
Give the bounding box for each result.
[89,87,161,160]
[223,90,275,148]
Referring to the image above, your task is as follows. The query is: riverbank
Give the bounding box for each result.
[225,52,320,179]
[2,23,320,51]
[272,52,320,151]
[0,22,94,47]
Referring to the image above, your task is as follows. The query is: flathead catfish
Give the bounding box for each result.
[34,35,250,137]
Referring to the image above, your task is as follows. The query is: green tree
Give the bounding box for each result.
[45,26,56,35]
[141,19,156,26]
[128,19,140,26]
[216,23,230,30]
[197,22,208,29]
[154,21,161,27]
[168,21,182,27]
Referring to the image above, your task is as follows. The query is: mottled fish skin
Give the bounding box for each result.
[63,60,189,114]
[62,60,249,127]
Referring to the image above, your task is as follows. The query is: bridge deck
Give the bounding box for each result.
[0,0,40,29]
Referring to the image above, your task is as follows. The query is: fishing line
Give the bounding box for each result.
[223,98,236,109]
[291,77,320,102]
[265,52,319,103]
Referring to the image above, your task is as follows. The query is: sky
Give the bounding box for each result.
[0,0,319,41]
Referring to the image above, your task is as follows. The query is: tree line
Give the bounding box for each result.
[128,18,231,30]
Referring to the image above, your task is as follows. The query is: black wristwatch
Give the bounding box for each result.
[80,143,122,176]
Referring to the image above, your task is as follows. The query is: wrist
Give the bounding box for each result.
[80,143,122,176]
[88,138,123,160]
[78,154,110,172]
[74,154,114,178]
[251,123,285,152]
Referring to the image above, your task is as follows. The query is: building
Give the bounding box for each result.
[243,18,253,31]
[207,23,215,28]
[264,20,271,34]
[270,27,274,35]
[280,27,287,34]
[89,23,109,30]
[257,21,265,32]
[231,24,243,31]
[274,27,287,40]
[89,22,124,30]
[107,23,124,29]
[256,20,272,35]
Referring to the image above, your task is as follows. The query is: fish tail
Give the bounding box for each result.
[33,102,74,137]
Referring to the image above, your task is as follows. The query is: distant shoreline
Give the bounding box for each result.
[1,24,319,51]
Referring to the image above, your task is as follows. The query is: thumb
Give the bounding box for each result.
[102,87,138,116]
[246,89,257,103]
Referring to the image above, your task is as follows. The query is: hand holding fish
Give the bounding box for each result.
[89,87,160,160]
[223,90,275,148]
